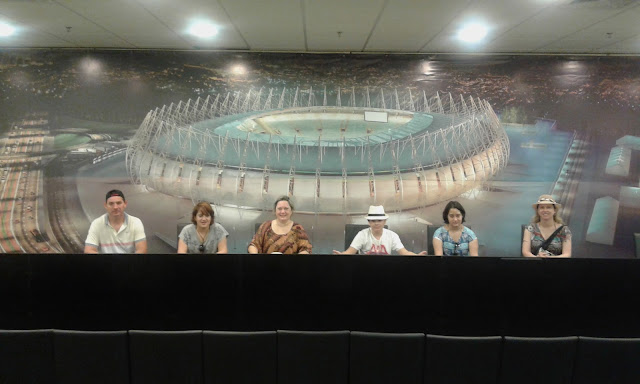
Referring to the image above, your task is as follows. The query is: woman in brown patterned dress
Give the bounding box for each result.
[248,196,312,254]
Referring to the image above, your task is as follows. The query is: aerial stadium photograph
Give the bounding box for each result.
[0,51,639,256]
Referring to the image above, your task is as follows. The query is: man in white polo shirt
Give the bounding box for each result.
[84,189,147,254]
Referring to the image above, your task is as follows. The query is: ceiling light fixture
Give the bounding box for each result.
[231,65,246,75]
[0,22,16,37]
[188,22,219,38]
[457,23,488,43]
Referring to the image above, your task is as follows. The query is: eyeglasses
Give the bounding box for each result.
[368,219,384,222]
[198,244,205,253]
[453,243,460,256]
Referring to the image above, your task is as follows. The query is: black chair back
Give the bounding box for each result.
[0,329,54,384]
[500,336,577,384]
[203,331,276,384]
[425,334,501,384]
[572,336,640,384]
[427,225,439,255]
[277,330,349,384]
[129,330,203,384]
[350,331,424,384]
[54,330,129,384]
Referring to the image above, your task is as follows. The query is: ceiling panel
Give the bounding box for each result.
[0,0,638,54]
[594,36,640,53]
[541,7,640,53]
[0,2,116,47]
[59,0,181,48]
[0,28,70,48]
[304,0,385,52]
[425,0,581,53]
[218,0,304,51]
[135,0,246,49]
[508,4,629,52]
[368,0,470,52]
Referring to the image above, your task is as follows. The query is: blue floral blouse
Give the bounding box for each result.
[433,226,477,256]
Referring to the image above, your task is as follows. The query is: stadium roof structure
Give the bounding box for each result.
[126,87,510,213]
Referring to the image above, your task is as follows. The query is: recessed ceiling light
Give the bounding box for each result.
[457,23,488,43]
[188,22,219,38]
[0,22,16,37]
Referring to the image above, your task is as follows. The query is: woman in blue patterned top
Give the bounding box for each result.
[432,201,478,256]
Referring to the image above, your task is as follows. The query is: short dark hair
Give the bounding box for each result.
[274,196,294,211]
[191,202,214,226]
[105,189,125,202]
[442,200,466,224]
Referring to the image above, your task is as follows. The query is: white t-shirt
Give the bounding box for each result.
[350,228,405,255]
[85,213,146,253]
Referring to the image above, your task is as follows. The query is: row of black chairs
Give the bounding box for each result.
[2,329,639,384]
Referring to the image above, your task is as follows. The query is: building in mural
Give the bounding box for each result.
[126,87,509,213]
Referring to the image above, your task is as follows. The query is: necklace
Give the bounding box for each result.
[196,228,209,244]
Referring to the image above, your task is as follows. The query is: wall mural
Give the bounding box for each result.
[0,50,638,257]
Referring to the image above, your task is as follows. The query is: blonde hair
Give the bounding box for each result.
[531,205,564,224]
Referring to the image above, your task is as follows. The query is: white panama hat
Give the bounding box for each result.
[365,205,389,220]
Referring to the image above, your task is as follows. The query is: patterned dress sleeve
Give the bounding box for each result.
[433,227,444,241]
[547,225,571,255]
[526,224,537,254]
[463,227,477,242]
[292,223,312,254]
[249,221,271,253]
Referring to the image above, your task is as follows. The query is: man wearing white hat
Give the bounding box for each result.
[333,205,427,256]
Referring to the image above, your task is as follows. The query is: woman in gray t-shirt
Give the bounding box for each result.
[178,202,229,254]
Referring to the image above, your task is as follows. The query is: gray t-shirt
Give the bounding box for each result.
[178,222,228,254]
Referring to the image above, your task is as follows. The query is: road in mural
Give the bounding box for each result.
[0,51,638,256]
